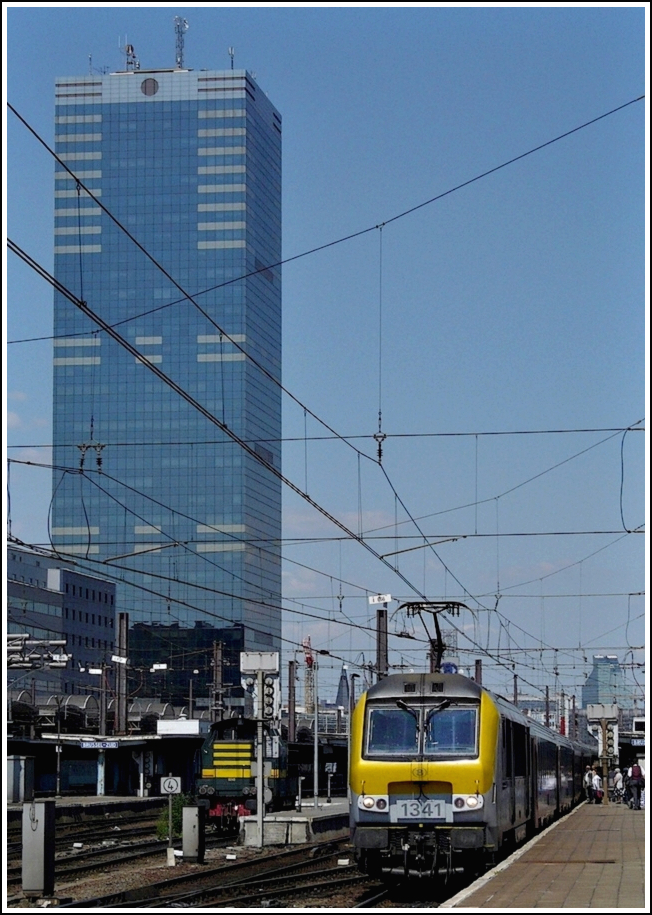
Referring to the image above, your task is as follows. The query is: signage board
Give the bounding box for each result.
[369,594,392,605]
[240,651,279,674]
[79,741,119,749]
[161,776,182,795]
[586,703,618,722]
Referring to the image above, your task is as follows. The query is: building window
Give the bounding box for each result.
[141,78,159,96]
[85,612,89,623]
[66,583,69,593]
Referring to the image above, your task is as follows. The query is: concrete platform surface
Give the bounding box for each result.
[241,797,349,846]
[443,801,647,910]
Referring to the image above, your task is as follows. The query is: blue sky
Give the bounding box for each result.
[4,4,648,708]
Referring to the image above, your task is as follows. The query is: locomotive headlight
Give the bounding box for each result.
[452,794,484,810]
[358,794,390,812]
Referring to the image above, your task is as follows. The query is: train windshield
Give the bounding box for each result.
[424,707,477,756]
[365,704,478,758]
[366,707,419,755]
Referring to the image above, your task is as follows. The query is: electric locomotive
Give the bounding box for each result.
[349,672,592,879]
[195,717,296,826]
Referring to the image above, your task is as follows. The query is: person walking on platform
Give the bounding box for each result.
[613,767,624,803]
[627,762,645,810]
[592,768,604,804]
[583,765,594,803]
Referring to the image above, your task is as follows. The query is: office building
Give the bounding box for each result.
[50,63,282,654]
[582,655,633,710]
[7,546,116,695]
[128,620,244,707]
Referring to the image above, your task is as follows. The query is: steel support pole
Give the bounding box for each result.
[256,669,264,847]
[314,661,319,807]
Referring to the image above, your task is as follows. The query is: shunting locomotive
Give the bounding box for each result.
[195,716,296,827]
[349,672,593,879]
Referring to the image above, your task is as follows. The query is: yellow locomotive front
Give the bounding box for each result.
[349,673,500,879]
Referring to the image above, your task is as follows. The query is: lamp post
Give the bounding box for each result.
[55,696,63,798]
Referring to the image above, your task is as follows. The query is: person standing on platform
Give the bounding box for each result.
[583,765,594,803]
[627,762,645,810]
[592,768,603,804]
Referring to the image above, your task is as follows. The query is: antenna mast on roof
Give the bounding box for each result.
[175,16,189,68]
[119,37,140,71]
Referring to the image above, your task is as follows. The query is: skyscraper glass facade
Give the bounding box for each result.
[581,655,632,710]
[51,68,282,652]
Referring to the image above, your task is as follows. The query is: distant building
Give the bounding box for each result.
[50,64,282,656]
[582,655,633,710]
[127,621,245,709]
[7,546,116,695]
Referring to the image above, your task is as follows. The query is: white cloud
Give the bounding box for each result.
[7,411,22,429]
[8,391,28,402]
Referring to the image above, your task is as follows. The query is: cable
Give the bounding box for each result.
[6,426,645,448]
[9,90,645,691]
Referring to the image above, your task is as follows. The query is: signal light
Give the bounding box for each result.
[262,675,279,719]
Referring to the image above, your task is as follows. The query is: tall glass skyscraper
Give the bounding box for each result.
[51,66,282,653]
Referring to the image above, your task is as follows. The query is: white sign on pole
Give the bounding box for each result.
[240,651,279,673]
[586,703,618,722]
[112,655,128,665]
[160,776,182,795]
[369,594,392,605]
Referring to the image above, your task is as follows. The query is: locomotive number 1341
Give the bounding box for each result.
[390,798,451,821]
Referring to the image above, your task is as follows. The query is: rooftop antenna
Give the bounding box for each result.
[175,16,189,68]
[88,54,109,77]
[228,46,235,70]
[119,36,140,71]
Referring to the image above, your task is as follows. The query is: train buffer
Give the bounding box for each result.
[442,801,646,910]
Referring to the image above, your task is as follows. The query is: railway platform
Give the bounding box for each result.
[442,801,647,910]
[6,794,165,828]
[240,796,349,846]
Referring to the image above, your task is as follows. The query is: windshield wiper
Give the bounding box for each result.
[396,699,421,730]
[425,699,451,726]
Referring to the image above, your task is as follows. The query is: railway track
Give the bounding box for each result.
[7,818,161,861]
[58,838,352,908]
[7,831,239,893]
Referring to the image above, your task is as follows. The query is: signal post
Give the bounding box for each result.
[240,651,280,848]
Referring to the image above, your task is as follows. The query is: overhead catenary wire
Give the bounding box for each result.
[7,95,644,694]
